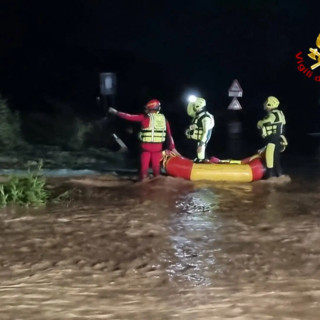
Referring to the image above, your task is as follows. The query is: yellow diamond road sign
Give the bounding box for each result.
[228,97,242,110]
[228,79,243,97]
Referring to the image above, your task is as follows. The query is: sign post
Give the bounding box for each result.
[228,79,243,110]
[227,79,244,157]
[99,72,117,113]
[100,72,117,96]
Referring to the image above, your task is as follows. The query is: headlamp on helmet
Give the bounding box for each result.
[188,95,197,103]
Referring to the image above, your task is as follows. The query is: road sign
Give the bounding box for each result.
[227,97,242,110]
[228,79,243,97]
[100,72,117,95]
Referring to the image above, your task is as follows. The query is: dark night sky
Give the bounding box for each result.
[0,0,320,152]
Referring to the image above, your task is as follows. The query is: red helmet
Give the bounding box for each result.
[145,99,161,111]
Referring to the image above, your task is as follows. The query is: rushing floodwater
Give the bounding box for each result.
[0,155,320,319]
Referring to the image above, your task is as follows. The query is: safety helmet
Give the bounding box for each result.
[264,96,280,110]
[145,99,161,111]
[187,97,206,117]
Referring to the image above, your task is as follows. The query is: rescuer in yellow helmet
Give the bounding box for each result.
[185,96,215,163]
[257,96,287,178]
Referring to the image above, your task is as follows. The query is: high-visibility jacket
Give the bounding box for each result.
[116,111,176,149]
[257,109,286,138]
[138,113,166,143]
[186,111,214,142]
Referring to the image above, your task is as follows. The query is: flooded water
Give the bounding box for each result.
[1,155,320,319]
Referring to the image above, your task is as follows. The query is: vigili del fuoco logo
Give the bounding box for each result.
[295,33,320,82]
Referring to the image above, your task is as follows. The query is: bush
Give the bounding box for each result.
[0,94,24,150]
[22,111,95,150]
[67,117,93,150]
[0,161,49,207]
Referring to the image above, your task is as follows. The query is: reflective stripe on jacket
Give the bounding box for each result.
[257,109,286,138]
[139,113,166,143]
[187,111,214,141]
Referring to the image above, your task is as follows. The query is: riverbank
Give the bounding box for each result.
[0,145,137,173]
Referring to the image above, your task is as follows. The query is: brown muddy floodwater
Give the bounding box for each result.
[1,159,320,320]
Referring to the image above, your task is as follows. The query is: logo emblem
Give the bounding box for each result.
[295,34,320,82]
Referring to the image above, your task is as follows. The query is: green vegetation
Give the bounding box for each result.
[0,93,115,152]
[22,112,94,150]
[66,117,93,150]
[0,161,49,207]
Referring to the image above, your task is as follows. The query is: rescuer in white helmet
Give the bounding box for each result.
[185,96,215,163]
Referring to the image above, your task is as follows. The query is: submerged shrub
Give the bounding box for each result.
[67,117,93,150]
[22,111,93,150]
[0,161,49,207]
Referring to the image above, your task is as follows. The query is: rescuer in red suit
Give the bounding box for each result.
[109,99,179,180]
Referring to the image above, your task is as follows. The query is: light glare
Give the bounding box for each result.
[188,95,197,102]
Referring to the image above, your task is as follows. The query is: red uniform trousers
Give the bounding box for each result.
[140,142,163,179]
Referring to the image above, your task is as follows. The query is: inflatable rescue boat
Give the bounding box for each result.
[162,153,265,182]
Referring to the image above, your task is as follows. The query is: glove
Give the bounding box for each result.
[108,107,118,115]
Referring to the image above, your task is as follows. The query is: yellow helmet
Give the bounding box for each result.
[187,97,206,117]
[264,96,280,110]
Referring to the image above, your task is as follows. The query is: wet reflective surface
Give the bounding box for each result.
[1,156,320,319]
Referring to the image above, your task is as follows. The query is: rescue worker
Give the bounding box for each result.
[185,96,215,163]
[109,99,179,180]
[257,96,287,178]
